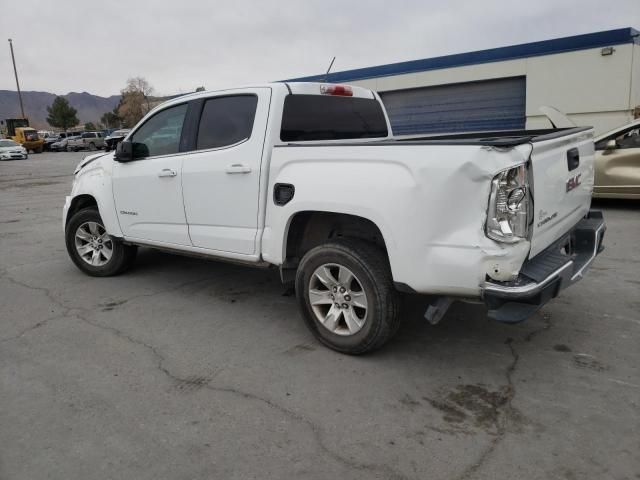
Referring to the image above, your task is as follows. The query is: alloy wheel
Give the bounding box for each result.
[74,221,113,266]
[308,263,368,336]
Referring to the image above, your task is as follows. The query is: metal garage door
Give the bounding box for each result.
[380,76,526,135]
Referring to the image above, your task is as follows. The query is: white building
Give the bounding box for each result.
[290,28,640,136]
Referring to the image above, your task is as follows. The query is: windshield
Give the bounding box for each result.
[0,140,19,147]
[24,130,39,141]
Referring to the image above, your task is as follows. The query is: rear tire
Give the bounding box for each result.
[295,239,400,354]
[65,207,137,277]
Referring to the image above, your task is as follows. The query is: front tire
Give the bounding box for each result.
[65,207,137,277]
[295,239,400,354]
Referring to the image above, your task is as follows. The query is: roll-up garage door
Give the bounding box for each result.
[379,76,526,135]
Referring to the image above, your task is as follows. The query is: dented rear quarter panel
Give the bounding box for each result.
[263,143,532,296]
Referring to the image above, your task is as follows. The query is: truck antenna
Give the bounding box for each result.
[323,57,336,83]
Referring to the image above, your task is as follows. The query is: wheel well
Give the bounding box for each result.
[66,195,98,225]
[282,212,388,281]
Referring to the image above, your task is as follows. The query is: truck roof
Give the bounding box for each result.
[152,82,376,115]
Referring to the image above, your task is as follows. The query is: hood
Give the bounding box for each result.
[74,152,110,174]
[0,145,25,152]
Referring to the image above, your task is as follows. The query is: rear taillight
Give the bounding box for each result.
[320,84,353,96]
[486,163,530,243]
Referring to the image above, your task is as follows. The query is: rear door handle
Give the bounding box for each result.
[225,163,252,174]
[158,168,177,177]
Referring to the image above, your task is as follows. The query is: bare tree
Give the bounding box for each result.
[118,77,155,127]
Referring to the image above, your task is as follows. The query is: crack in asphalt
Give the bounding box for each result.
[71,307,409,480]
[455,312,552,480]
[0,270,409,480]
[0,272,72,343]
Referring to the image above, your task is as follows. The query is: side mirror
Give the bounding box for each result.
[115,140,149,162]
[605,139,617,151]
[114,140,133,162]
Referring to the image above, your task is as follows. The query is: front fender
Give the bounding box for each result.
[65,153,122,237]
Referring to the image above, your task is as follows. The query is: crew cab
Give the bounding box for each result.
[62,82,605,354]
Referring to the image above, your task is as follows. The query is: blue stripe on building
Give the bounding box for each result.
[287,28,639,83]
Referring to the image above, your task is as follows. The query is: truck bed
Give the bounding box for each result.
[281,127,592,148]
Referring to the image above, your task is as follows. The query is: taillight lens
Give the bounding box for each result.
[486,164,530,243]
[320,84,353,96]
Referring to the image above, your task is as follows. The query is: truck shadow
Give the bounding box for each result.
[131,247,550,358]
[125,248,569,438]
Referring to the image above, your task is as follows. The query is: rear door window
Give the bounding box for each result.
[196,95,258,150]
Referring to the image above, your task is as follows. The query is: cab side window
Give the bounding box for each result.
[130,103,188,158]
[196,95,258,150]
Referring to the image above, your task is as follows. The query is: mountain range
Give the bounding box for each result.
[0,90,120,130]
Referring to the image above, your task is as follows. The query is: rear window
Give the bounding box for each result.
[280,94,388,142]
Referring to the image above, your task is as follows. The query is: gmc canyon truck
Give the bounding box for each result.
[62,82,605,354]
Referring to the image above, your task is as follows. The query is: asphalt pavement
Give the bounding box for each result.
[1,152,639,479]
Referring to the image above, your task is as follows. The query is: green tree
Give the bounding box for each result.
[101,107,121,128]
[84,122,97,131]
[46,96,79,131]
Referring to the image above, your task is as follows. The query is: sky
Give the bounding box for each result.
[1,0,639,98]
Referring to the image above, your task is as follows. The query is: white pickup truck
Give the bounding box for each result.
[63,82,605,354]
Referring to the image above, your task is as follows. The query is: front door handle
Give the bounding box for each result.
[158,169,177,178]
[225,163,252,174]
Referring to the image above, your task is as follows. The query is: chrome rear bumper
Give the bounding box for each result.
[483,210,605,322]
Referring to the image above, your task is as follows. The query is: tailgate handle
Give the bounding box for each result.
[567,148,580,171]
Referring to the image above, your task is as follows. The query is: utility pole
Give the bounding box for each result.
[8,38,26,119]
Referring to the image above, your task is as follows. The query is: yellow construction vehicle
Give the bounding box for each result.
[4,119,44,153]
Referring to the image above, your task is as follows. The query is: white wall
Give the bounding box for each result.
[350,43,639,135]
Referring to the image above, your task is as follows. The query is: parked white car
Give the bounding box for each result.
[62,82,605,353]
[0,139,28,160]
